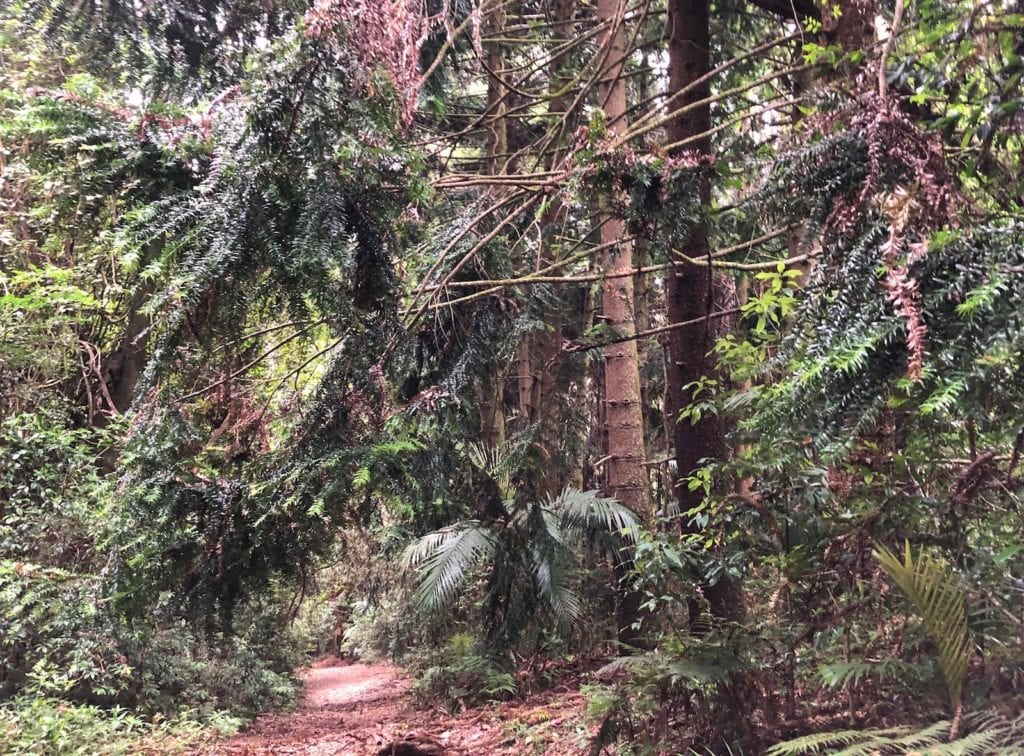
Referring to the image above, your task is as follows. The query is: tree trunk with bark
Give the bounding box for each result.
[516,0,577,498]
[664,0,745,626]
[596,0,648,522]
[596,0,651,645]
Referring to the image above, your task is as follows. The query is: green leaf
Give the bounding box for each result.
[994,545,1024,564]
[873,541,972,709]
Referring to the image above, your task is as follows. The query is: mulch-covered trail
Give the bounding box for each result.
[204,659,590,755]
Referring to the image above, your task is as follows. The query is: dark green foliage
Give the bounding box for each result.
[16,0,302,89]
[1,0,421,731]
[590,82,1024,751]
[410,632,517,711]
[90,18,425,629]
[403,445,639,654]
[0,68,191,418]
[0,406,303,719]
[0,407,122,702]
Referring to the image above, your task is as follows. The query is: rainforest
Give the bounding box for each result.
[1,0,1023,753]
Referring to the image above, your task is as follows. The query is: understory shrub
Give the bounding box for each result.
[0,408,307,735]
[0,697,243,756]
[411,632,518,711]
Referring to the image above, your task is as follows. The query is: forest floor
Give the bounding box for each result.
[204,657,593,755]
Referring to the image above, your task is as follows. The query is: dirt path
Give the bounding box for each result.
[207,659,589,755]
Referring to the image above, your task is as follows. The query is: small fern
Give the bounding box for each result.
[768,711,1024,755]
[765,727,913,755]
[818,658,926,690]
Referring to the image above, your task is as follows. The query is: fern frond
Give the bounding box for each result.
[818,658,925,689]
[663,658,733,686]
[595,654,654,677]
[830,730,914,756]
[884,717,948,749]
[770,712,1024,756]
[765,728,898,755]
[934,711,1024,755]
[936,727,1010,755]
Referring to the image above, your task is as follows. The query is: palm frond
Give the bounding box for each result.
[538,508,567,546]
[553,488,640,540]
[466,440,513,497]
[403,522,497,613]
[532,546,583,627]
[873,541,973,710]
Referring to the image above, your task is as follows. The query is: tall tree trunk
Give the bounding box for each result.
[515,0,576,488]
[533,0,579,498]
[633,50,657,454]
[484,5,508,175]
[597,0,648,521]
[664,0,745,625]
[479,2,510,451]
[596,0,651,645]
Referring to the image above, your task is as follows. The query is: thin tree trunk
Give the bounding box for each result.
[633,50,656,454]
[479,2,510,451]
[515,0,576,483]
[536,0,579,497]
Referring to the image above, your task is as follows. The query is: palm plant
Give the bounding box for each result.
[874,541,973,737]
[402,443,639,653]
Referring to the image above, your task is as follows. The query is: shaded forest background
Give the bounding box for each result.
[1,0,1023,752]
